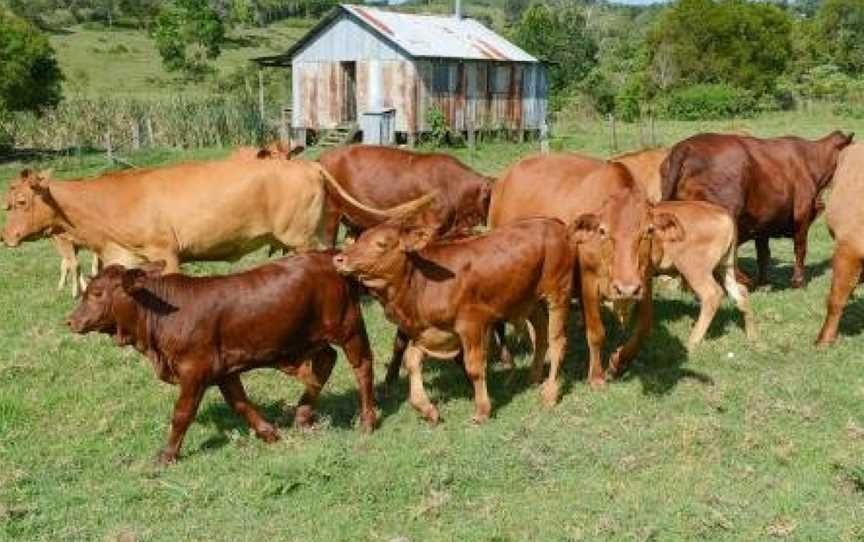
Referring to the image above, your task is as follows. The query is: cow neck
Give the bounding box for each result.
[113,288,177,383]
[47,180,124,252]
[376,253,422,332]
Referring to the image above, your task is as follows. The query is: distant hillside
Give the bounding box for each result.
[48,19,314,98]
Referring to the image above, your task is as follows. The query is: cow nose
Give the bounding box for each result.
[612,281,642,299]
[332,254,348,272]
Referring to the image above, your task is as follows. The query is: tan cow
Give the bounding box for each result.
[817,143,864,345]
[51,233,100,297]
[612,148,756,349]
[1,159,411,274]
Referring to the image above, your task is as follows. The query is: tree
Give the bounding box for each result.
[152,0,226,76]
[813,0,864,75]
[0,9,63,113]
[511,4,598,98]
[646,0,793,95]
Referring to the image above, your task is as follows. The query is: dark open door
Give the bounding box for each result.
[341,61,357,123]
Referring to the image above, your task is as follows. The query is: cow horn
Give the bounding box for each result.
[319,167,437,219]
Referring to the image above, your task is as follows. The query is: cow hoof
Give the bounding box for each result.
[257,427,280,443]
[157,450,178,465]
[541,382,559,407]
[589,377,606,390]
[360,412,378,434]
[422,405,440,426]
[471,412,490,424]
[791,276,806,289]
[293,407,316,430]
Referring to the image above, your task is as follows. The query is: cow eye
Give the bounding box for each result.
[375,239,390,249]
[645,225,655,236]
[598,225,608,238]
[16,199,27,207]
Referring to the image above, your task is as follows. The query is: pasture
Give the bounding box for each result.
[2,111,864,541]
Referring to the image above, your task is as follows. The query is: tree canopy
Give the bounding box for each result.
[0,9,63,113]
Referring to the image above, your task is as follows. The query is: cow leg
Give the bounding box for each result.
[609,279,654,380]
[384,330,409,392]
[322,206,342,248]
[458,322,492,423]
[403,344,438,425]
[528,307,549,386]
[791,220,812,288]
[341,331,378,433]
[816,242,862,345]
[292,347,337,429]
[160,376,206,464]
[542,302,568,407]
[723,264,757,342]
[755,237,771,287]
[218,374,279,443]
[581,274,607,389]
[681,270,723,350]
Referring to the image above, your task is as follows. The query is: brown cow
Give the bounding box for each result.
[661,131,854,288]
[333,214,575,424]
[816,143,864,345]
[319,145,493,245]
[611,148,756,349]
[1,161,420,274]
[67,253,376,464]
[490,157,684,387]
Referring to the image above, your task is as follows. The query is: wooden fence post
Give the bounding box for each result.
[540,122,550,155]
[258,69,266,137]
[146,117,155,147]
[649,108,656,147]
[105,128,113,163]
[608,113,618,154]
[131,121,140,150]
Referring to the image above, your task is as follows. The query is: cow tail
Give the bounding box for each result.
[660,146,687,201]
[317,165,436,222]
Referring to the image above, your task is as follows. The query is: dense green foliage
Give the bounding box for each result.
[659,84,757,120]
[510,4,597,102]
[152,0,226,77]
[0,10,63,113]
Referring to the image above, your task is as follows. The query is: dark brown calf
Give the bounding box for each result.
[67,253,376,463]
[661,131,853,288]
[333,215,575,424]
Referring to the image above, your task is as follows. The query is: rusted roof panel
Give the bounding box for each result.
[340,4,538,63]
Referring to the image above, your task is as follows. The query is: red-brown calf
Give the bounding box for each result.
[333,215,575,424]
[67,253,376,464]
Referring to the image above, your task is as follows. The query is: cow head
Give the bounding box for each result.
[67,261,166,337]
[2,169,57,247]
[333,195,438,290]
[816,130,856,189]
[570,192,684,301]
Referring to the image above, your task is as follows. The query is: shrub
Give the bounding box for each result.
[0,107,13,152]
[424,106,454,147]
[659,84,757,120]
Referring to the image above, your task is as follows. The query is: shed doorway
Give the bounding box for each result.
[341,61,357,124]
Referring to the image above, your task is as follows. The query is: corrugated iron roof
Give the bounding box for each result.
[253,4,539,65]
[341,4,538,62]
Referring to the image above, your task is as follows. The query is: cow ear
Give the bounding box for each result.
[570,213,604,244]
[653,212,685,243]
[19,169,32,179]
[140,260,167,277]
[121,268,147,295]
[399,225,436,252]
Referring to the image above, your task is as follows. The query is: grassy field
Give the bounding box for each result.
[48,19,313,97]
[2,110,864,541]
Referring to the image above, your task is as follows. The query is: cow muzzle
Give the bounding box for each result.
[610,281,643,301]
[332,254,352,275]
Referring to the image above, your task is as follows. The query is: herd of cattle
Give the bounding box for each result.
[1,131,861,464]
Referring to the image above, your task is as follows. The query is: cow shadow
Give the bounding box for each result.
[654,297,747,342]
[835,292,864,340]
[195,378,400,454]
[737,255,832,292]
[554,303,706,398]
[381,359,536,422]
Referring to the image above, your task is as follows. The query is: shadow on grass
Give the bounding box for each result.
[738,254,832,292]
[835,291,864,341]
[194,367,401,454]
[0,146,104,165]
[656,297,747,342]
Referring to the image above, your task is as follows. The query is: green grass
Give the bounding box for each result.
[2,111,864,541]
[49,19,313,97]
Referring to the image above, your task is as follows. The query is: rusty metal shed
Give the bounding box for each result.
[254,3,548,144]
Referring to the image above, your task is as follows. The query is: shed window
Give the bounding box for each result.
[489,65,511,94]
[432,63,451,93]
